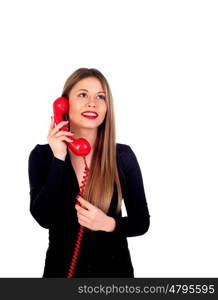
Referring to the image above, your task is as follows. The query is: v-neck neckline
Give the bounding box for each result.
[66,148,80,191]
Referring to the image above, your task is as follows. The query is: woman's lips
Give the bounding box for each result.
[82,115,98,120]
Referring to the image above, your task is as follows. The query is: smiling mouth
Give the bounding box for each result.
[81,111,99,119]
[81,114,98,120]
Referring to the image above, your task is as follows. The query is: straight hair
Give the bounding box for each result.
[61,68,122,215]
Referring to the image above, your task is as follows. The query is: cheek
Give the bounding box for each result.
[99,104,107,117]
[69,102,81,115]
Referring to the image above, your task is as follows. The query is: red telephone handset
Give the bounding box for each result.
[53,97,91,278]
[53,97,91,156]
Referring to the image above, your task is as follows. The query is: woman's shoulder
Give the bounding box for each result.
[29,143,53,160]
[116,143,133,158]
[116,143,140,171]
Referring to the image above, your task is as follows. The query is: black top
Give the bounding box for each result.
[28,143,150,278]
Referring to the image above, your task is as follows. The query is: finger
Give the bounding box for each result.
[77,210,89,221]
[50,121,69,136]
[48,116,55,135]
[76,196,92,210]
[78,219,86,228]
[57,136,74,143]
[77,214,90,227]
[75,204,89,217]
[55,120,69,130]
[55,131,75,138]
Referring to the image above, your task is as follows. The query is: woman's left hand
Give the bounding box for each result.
[75,195,115,232]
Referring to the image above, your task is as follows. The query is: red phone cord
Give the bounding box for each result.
[67,155,90,278]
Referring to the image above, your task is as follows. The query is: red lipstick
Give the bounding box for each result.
[81,111,98,120]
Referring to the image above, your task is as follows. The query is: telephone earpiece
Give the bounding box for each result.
[53,97,91,156]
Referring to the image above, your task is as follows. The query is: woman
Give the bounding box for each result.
[28,67,150,278]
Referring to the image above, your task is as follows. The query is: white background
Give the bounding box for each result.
[0,0,217,277]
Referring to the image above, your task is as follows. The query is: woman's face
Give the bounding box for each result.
[68,77,107,132]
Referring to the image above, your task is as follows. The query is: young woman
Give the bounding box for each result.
[28,68,150,278]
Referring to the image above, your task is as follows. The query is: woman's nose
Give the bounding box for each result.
[88,103,96,108]
[87,99,96,107]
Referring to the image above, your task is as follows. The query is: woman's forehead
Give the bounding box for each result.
[73,77,105,92]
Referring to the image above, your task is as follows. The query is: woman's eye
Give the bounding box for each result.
[97,95,106,100]
[78,93,87,98]
[78,93,105,100]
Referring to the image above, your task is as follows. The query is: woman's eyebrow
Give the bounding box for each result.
[77,88,105,94]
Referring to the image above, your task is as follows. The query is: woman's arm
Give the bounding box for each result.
[28,144,66,229]
[112,145,150,237]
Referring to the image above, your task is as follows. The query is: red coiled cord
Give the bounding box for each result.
[67,155,90,278]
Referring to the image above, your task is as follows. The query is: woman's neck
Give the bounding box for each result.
[68,128,97,163]
[70,126,97,149]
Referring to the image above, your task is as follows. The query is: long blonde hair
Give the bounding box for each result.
[61,68,122,215]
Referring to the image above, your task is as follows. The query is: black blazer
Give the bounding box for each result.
[28,143,150,278]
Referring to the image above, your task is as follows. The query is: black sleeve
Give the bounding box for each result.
[113,145,150,237]
[28,145,67,229]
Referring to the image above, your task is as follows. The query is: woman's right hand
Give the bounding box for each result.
[47,116,75,161]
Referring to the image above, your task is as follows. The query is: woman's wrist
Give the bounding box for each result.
[105,217,116,232]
